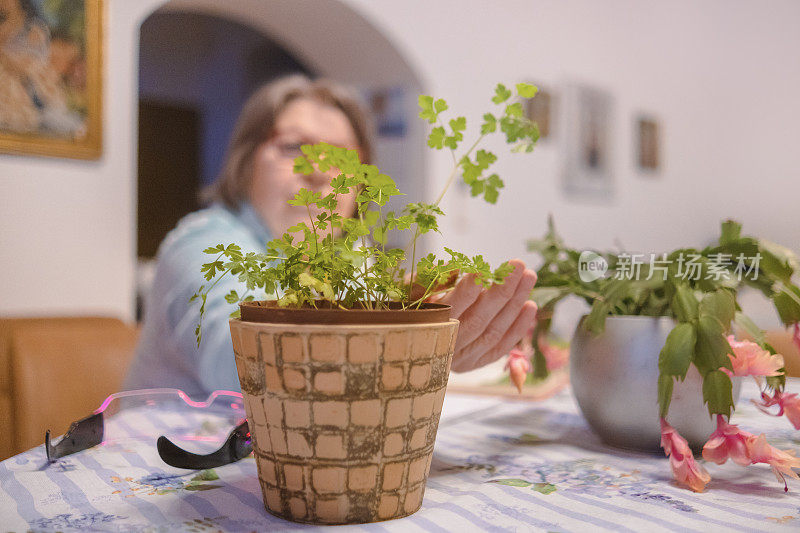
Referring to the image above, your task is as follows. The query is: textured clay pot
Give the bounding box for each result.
[229,303,459,524]
[571,315,740,452]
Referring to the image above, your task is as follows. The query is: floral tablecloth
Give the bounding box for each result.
[2,379,800,532]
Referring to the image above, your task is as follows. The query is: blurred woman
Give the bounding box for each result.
[125,75,538,398]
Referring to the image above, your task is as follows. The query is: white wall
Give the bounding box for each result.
[347,0,800,252]
[350,0,800,329]
[1,0,798,326]
[0,0,164,320]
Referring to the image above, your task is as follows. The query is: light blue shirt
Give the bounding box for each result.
[124,203,272,398]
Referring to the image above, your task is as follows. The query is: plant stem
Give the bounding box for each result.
[408,227,419,296]
[306,206,319,255]
[357,210,373,309]
[433,133,485,206]
[412,277,439,309]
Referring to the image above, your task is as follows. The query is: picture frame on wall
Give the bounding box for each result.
[637,116,660,172]
[368,86,407,138]
[0,0,103,160]
[562,83,614,199]
[524,84,552,139]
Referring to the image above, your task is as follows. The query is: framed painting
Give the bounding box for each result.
[562,83,614,199]
[637,116,660,172]
[0,0,103,159]
[524,84,552,140]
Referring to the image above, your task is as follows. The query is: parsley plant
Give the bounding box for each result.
[193,83,541,344]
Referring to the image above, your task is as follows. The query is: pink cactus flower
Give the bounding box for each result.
[725,336,784,377]
[793,323,800,353]
[660,418,711,492]
[506,348,531,393]
[746,434,800,492]
[702,415,753,466]
[540,340,569,371]
[753,390,800,430]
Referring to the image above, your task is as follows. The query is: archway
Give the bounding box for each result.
[134,0,427,316]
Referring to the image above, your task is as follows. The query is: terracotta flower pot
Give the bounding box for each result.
[229,302,459,524]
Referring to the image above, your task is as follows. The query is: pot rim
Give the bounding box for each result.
[239,300,452,325]
[230,317,460,332]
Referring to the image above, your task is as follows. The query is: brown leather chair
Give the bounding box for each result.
[0,317,138,460]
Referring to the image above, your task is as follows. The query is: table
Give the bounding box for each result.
[2,380,800,532]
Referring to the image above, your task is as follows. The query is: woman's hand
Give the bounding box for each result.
[434,259,538,372]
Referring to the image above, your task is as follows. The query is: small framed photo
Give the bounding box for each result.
[562,83,614,199]
[637,116,660,171]
[368,86,407,138]
[0,0,103,159]
[524,85,552,139]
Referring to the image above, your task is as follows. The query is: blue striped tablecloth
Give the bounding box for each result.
[2,379,800,532]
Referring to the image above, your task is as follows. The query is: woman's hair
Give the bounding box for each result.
[202,74,373,209]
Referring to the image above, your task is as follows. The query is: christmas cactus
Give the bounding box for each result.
[518,217,800,491]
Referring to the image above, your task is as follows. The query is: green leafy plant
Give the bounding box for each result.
[525,217,800,491]
[527,217,800,417]
[193,83,541,344]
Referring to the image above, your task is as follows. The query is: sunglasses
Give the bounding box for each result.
[45,388,252,470]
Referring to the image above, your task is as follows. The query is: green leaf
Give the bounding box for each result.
[293,156,314,175]
[694,315,734,373]
[192,469,220,481]
[517,433,543,444]
[203,244,224,254]
[489,478,532,487]
[659,323,695,379]
[658,373,674,418]
[702,369,734,418]
[487,173,503,189]
[584,302,611,334]
[766,371,786,391]
[516,82,539,98]
[418,94,435,122]
[373,225,386,245]
[699,289,736,331]
[481,112,497,134]
[532,482,557,495]
[189,286,203,302]
[505,102,524,118]
[444,130,463,150]
[760,241,797,284]
[530,287,564,308]
[773,284,800,326]
[672,285,699,323]
[476,149,497,169]
[288,188,322,207]
[184,483,222,491]
[733,311,765,344]
[449,116,466,132]
[719,220,742,245]
[492,83,512,104]
[224,290,239,304]
[484,185,499,204]
[427,126,446,149]
[418,95,449,123]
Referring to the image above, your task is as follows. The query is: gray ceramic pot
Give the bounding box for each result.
[570,315,740,451]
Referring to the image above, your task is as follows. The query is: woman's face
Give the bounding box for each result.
[248,98,360,238]
[0,0,25,46]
